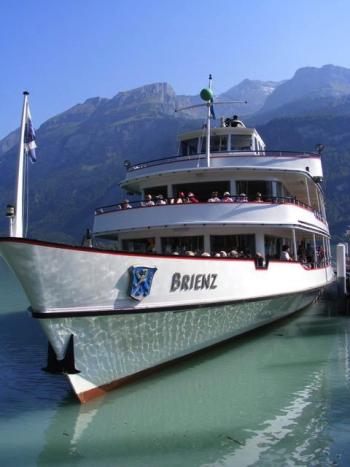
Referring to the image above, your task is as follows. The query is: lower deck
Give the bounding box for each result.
[95,226,331,268]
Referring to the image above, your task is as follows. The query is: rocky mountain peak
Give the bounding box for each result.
[261,64,350,113]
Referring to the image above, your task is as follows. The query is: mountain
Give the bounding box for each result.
[2,67,350,243]
[0,129,19,158]
[175,79,281,120]
[0,83,200,242]
[249,94,350,126]
[219,79,281,115]
[257,113,350,241]
[260,64,350,114]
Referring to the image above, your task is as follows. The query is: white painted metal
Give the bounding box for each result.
[13,93,28,238]
[292,229,297,260]
[336,243,347,296]
[121,153,323,186]
[41,289,319,400]
[0,240,334,315]
[94,202,329,236]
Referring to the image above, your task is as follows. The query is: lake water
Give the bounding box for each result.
[0,257,349,467]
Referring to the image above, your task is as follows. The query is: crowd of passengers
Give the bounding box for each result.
[159,243,326,268]
[117,191,267,209]
[170,249,254,258]
[280,243,327,267]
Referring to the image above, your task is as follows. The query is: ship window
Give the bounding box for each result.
[236,181,273,200]
[231,134,252,151]
[210,235,255,257]
[161,236,204,255]
[173,181,230,202]
[275,182,290,198]
[201,135,228,153]
[265,235,283,259]
[122,238,155,253]
[180,138,198,156]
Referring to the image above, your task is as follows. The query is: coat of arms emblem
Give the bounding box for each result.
[128,266,157,301]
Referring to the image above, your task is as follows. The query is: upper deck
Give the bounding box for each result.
[121,125,323,191]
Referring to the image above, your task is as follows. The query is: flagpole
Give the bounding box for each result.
[12,91,29,238]
[206,74,212,168]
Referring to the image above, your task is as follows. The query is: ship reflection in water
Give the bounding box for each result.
[0,260,349,466]
[39,299,349,466]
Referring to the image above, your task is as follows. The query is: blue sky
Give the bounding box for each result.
[1,0,350,139]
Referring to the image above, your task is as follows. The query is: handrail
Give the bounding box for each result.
[125,150,320,173]
[94,195,326,222]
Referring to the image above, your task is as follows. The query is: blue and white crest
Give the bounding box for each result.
[128,266,157,301]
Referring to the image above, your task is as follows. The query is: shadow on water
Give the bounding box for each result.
[0,256,72,418]
[0,311,72,418]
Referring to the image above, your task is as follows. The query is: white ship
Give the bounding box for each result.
[0,81,334,402]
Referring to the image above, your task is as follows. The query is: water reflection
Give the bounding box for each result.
[35,300,350,466]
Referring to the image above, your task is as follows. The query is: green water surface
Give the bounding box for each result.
[0,258,349,466]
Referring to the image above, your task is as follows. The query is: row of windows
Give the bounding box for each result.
[122,235,255,256]
[179,134,263,156]
[120,234,329,266]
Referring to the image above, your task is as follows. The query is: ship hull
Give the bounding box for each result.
[0,238,334,402]
[39,290,319,402]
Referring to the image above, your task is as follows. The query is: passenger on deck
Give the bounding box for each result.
[175,192,185,204]
[188,192,199,203]
[306,244,314,266]
[142,194,155,207]
[229,250,239,258]
[317,246,325,265]
[208,191,221,202]
[280,245,292,261]
[231,115,244,128]
[121,200,132,209]
[155,194,167,205]
[255,192,263,202]
[185,250,195,256]
[223,191,233,202]
[238,193,248,203]
[201,252,211,257]
[255,252,265,267]
[220,251,228,257]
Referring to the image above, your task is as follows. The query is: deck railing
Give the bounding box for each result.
[95,195,326,222]
[125,150,320,173]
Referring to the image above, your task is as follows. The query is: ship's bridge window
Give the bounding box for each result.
[122,238,155,253]
[173,181,230,202]
[161,236,204,255]
[180,138,199,156]
[230,134,252,151]
[253,137,264,152]
[200,135,228,153]
[210,235,255,257]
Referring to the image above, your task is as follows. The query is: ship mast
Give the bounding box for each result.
[175,75,247,168]
[205,74,213,168]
